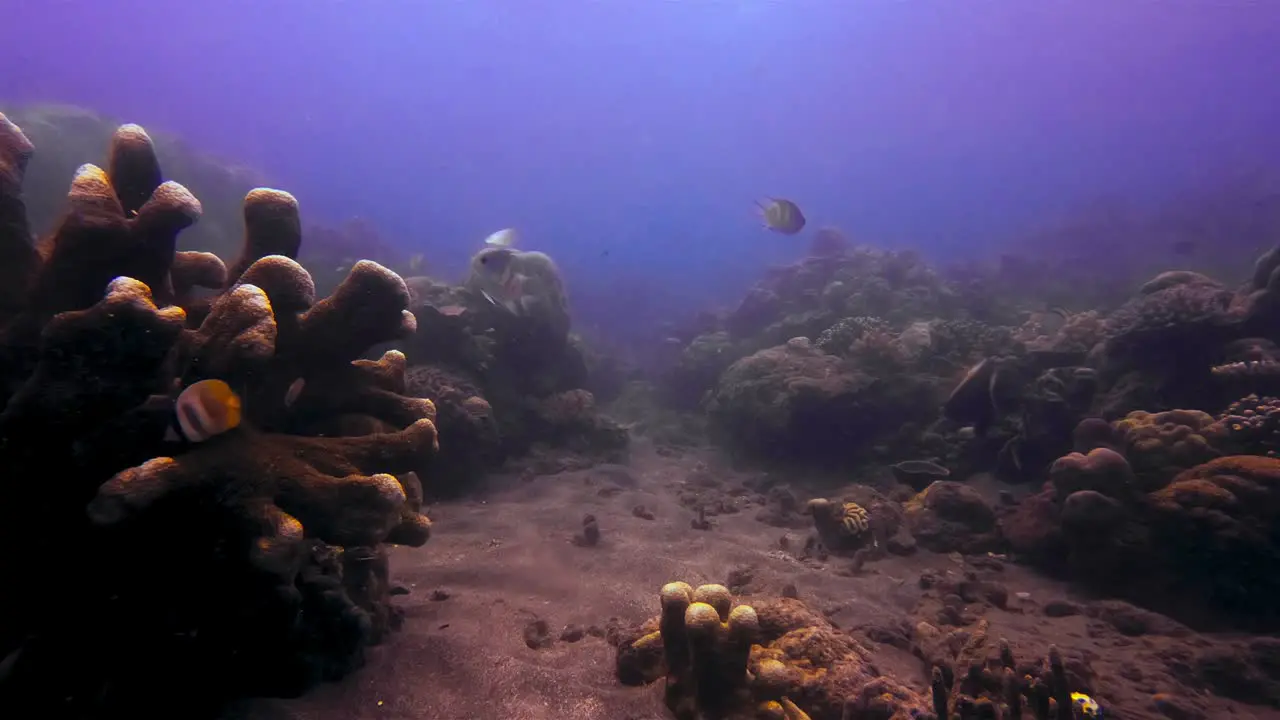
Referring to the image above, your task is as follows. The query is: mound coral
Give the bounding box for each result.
[1093,273,1239,415]
[0,113,437,718]
[397,250,629,482]
[904,481,1002,555]
[706,337,936,469]
[1008,419,1280,631]
[1107,409,1221,489]
[1147,455,1280,626]
[663,330,743,410]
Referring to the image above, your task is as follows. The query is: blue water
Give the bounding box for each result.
[2,0,1278,343]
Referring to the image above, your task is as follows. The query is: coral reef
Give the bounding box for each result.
[639,192,1280,639]
[1006,418,1280,630]
[0,112,437,718]
[394,245,629,490]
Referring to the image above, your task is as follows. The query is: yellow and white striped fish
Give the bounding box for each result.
[164,379,243,443]
[756,197,806,235]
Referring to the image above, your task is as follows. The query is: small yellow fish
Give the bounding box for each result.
[483,228,519,247]
[756,197,806,235]
[1071,692,1101,718]
[165,379,242,443]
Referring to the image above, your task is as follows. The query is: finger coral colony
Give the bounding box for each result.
[0,113,435,718]
[6,105,1280,720]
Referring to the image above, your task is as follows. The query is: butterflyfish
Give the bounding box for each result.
[164,379,243,443]
[756,197,806,235]
[483,228,519,248]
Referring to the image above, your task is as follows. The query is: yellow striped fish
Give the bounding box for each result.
[164,379,243,443]
[756,197,806,235]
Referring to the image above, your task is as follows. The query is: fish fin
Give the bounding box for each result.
[481,288,518,314]
[163,425,180,443]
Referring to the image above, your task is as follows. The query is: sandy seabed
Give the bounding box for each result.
[233,439,1280,720]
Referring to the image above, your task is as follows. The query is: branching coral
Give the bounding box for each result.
[0,113,438,717]
[813,316,888,356]
[1205,393,1280,457]
[918,624,1095,720]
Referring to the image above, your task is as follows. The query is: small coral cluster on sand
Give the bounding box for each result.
[0,112,436,718]
[615,582,1095,720]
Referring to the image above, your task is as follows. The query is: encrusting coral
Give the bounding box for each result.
[0,112,438,718]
